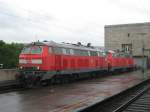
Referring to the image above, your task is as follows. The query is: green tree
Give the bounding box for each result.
[0,40,23,68]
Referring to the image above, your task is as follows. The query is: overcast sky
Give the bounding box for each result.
[0,0,150,46]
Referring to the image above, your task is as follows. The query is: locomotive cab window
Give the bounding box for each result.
[21,47,31,54]
[21,46,42,54]
[31,46,42,54]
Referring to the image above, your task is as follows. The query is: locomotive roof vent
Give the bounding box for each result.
[43,40,48,42]
[87,43,91,47]
[77,42,82,46]
[62,42,70,44]
[43,40,57,45]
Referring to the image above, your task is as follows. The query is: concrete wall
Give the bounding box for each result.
[105,22,150,57]
[133,57,148,69]
[105,22,150,68]
[0,69,18,81]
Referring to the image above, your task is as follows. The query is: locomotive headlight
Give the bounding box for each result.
[20,66,23,69]
[37,66,40,70]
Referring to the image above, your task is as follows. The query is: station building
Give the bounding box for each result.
[105,22,150,68]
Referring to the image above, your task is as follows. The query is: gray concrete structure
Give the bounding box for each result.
[105,22,150,68]
[0,69,17,81]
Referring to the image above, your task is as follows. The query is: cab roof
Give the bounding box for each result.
[26,41,103,52]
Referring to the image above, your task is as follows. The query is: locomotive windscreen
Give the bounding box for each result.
[21,46,42,54]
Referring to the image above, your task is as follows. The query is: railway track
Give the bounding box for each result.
[80,78,150,112]
[113,83,150,112]
[0,70,137,93]
[0,71,111,92]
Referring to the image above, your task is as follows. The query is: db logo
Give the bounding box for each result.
[27,60,31,63]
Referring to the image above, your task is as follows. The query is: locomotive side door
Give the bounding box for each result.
[53,47,63,71]
[55,55,62,70]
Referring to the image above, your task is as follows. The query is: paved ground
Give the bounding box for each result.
[0,70,150,112]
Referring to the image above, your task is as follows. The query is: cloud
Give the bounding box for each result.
[0,0,150,46]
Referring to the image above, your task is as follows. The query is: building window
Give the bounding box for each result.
[127,33,130,37]
[122,44,132,54]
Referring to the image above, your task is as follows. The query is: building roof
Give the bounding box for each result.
[105,22,150,28]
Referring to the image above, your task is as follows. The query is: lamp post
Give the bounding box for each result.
[143,48,150,68]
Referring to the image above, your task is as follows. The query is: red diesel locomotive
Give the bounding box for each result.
[106,50,134,71]
[18,41,135,87]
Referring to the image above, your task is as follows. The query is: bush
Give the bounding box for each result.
[0,40,23,68]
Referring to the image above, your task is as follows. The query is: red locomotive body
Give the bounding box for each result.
[18,41,108,86]
[18,41,135,87]
[107,51,134,71]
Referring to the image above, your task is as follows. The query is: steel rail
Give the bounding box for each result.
[79,78,150,112]
[113,85,150,112]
